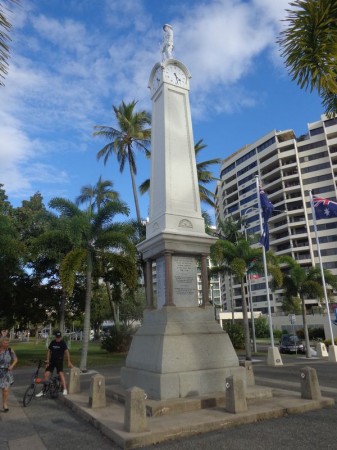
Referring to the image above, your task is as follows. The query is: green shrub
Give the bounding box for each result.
[223,322,244,349]
[324,338,337,348]
[273,329,282,339]
[100,324,134,353]
[254,317,269,338]
[309,327,325,341]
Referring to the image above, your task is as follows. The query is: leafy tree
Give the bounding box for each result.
[49,193,136,370]
[0,185,25,326]
[281,256,337,358]
[254,316,270,338]
[211,239,263,360]
[93,100,151,224]
[278,0,337,115]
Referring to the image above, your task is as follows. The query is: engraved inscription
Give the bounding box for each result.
[172,256,197,307]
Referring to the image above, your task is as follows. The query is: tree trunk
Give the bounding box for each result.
[241,278,252,360]
[229,275,235,325]
[301,295,311,358]
[128,154,141,224]
[105,281,120,332]
[79,251,93,371]
[59,292,66,334]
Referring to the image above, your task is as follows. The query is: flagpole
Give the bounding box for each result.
[309,190,335,344]
[255,176,275,348]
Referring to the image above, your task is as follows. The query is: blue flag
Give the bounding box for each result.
[313,197,337,219]
[260,189,273,250]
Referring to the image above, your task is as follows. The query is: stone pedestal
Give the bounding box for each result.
[68,367,81,394]
[239,360,255,386]
[300,367,321,400]
[267,346,283,366]
[316,342,328,357]
[121,306,243,400]
[328,344,337,362]
[89,374,106,408]
[124,387,148,433]
[225,375,248,414]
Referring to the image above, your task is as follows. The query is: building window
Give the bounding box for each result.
[220,162,235,178]
[257,137,276,153]
[236,148,257,167]
[310,127,324,136]
[301,162,330,174]
[239,182,255,196]
[325,118,337,127]
[238,171,258,186]
[303,174,332,184]
[240,192,257,206]
[297,140,326,153]
[237,161,257,177]
[299,151,328,162]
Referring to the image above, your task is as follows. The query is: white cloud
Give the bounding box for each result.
[0,0,295,206]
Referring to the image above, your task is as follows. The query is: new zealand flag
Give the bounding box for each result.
[260,189,274,250]
[313,197,337,219]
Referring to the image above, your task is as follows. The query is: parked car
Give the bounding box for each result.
[279,335,305,354]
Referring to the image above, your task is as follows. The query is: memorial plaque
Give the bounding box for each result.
[172,255,197,307]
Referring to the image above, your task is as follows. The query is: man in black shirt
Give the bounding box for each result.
[37,330,73,396]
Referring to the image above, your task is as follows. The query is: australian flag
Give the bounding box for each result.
[313,197,337,219]
[260,189,274,250]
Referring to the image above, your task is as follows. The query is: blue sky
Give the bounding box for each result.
[0,0,323,221]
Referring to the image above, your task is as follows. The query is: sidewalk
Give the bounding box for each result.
[0,391,47,450]
[1,364,335,450]
[62,385,333,449]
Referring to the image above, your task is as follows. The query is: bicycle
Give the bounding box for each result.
[23,359,62,407]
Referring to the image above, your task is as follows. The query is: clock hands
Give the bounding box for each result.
[174,73,181,84]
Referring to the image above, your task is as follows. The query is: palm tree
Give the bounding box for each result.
[0,0,18,85]
[278,0,337,115]
[211,239,263,360]
[194,139,221,208]
[76,176,119,213]
[139,139,221,209]
[281,256,337,358]
[49,194,136,370]
[93,100,151,224]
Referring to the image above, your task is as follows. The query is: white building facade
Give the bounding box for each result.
[215,114,337,315]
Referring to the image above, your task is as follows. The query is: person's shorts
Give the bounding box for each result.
[46,360,64,374]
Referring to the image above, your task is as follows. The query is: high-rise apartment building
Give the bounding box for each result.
[215,114,337,314]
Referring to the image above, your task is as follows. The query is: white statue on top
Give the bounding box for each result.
[161,24,174,61]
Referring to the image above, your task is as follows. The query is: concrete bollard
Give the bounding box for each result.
[124,386,148,433]
[68,367,81,394]
[239,360,255,386]
[225,375,248,414]
[89,374,106,408]
[316,342,328,358]
[300,366,321,400]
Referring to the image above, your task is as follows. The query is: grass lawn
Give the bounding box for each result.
[10,339,126,368]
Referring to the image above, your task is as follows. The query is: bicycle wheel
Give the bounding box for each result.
[49,378,60,399]
[23,384,36,407]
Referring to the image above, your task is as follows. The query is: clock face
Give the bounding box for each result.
[163,65,187,86]
[151,67,163,93]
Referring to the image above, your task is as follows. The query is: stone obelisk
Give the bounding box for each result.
[120,26,243,400]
